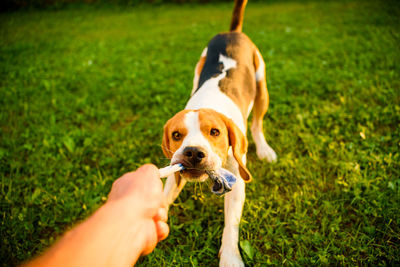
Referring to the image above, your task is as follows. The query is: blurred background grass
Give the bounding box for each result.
[1,0,400,266]
[4,0,245,11]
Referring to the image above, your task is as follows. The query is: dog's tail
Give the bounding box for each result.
[230,0,248,32]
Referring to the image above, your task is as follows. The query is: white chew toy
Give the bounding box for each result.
[158,163,184,178]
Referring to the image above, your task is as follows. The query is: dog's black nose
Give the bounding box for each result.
[183,146,206,165]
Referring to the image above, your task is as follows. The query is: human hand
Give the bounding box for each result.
[23,164,169,267]
[107,164,169,255]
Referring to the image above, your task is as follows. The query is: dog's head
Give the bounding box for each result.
[162,108,251,182]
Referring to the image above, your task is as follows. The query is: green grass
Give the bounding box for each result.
[1,1,399,265]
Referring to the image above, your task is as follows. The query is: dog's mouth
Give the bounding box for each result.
[180,165,209,181]
[174,160,210,181]
[181,168,206,177]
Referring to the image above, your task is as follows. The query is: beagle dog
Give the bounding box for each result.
[161,0,276,265]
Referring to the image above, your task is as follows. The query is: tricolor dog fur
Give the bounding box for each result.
[161,0,277,265]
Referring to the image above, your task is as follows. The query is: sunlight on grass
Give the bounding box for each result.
[1,0,399,265]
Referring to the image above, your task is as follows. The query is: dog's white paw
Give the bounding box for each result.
[256,142,277,162]
[219,248,245,267]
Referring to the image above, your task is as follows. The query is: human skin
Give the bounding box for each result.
[24,164,169,267]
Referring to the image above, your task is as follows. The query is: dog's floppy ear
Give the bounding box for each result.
[222,115,252,182]
[162,121,172,159]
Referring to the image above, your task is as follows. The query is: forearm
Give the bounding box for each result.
[25,201,151,267]
[24,165,166,267]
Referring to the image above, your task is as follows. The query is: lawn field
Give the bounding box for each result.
[1,0,399,266]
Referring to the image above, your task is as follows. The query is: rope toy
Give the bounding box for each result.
[158,164,237,195]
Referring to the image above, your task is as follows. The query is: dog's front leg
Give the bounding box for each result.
[219,175,245,267]
[163,174,186,208]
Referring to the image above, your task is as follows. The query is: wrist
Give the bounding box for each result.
[27,201,150,267]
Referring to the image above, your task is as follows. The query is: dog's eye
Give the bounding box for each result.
[172,131,182,141]
[210,128,220,137]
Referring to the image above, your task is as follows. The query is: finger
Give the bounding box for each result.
[155,221,169,241]
[141,242,156,256]
[154,207,168,222]
[140,223,158,256]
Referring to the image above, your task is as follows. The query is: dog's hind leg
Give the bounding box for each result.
[251,49,277,162]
